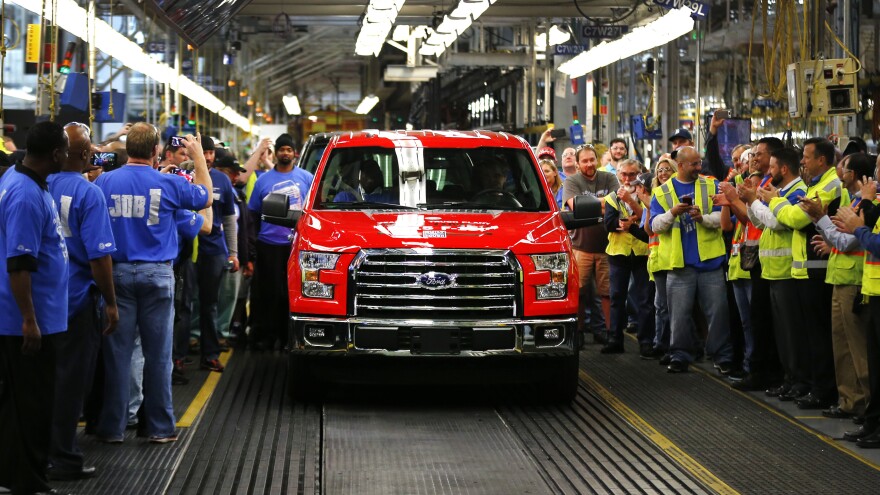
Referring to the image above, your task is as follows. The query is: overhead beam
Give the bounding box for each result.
[244,26,334,71]
[257,43,353,80]
[240,4,621,18]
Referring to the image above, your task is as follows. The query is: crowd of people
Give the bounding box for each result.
[536,111,880,452]
[0,121,312,494]
[5,115,880,493]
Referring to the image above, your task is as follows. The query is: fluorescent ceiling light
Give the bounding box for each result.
[2,87,37,102]
[536,25,571,48]
[391,25,410,42]
[283,94,302,115]
[558,8,694,78]
[356,95,380,114]
[420,0,496,57]
[355,0,406,57]
[7,0,253,133]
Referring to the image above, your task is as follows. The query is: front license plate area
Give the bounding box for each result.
[412,328,460,355]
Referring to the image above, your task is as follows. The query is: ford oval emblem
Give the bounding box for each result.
[417,271,456,290]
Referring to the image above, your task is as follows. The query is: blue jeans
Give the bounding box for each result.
[98,262,175,439]
[731,279,754,372]
[196,254,226,361]
[608,255,652,345]
[667,267,733,364]
[653,271,670,351]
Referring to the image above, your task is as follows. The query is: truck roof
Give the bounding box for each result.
[330,130,532,150]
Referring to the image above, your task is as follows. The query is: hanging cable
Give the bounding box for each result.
[47,0,58,120]
[824,20,862,74]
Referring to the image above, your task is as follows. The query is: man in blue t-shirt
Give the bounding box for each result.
[650,146,733,373]
[247,133,313,350]
[94,123,212,444]
[0,121,70,494]
[193,139,238,372]
[45,123,119,481]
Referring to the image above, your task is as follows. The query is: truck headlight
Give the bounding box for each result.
[531,253,568,300]
[300,252,340,299]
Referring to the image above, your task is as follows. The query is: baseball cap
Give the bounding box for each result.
[537,146,556,161]
[201,136,216,151]
[214,154,246,173]
[668,128,693,142]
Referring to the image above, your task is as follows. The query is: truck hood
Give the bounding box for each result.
[297,210,570,254]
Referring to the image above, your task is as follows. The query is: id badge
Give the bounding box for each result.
[731,243,741,256]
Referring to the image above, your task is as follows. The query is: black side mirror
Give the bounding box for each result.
[561,194,603,230]
[262,192,302,228]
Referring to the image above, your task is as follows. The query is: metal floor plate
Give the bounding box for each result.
[581,343,880,493]
[322,405,551,494]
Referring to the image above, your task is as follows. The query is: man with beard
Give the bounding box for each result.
[562,145,618,346]
[650,146,733,373]
[742,148,807,399]
[763,140,843,410]
[247,134,313,350]
[602,159,651,354]
[605,138,628,173]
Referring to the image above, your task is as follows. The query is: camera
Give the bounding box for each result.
[170,136,184,147]
[715,109,729,120]
[680,195,694,206]
[549,128,566,138]
[91,152,118,170]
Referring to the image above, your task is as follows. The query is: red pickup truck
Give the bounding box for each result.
[263,130,600,402]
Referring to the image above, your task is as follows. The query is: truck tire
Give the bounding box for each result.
[288,354,320,402]
[543,354,579,403]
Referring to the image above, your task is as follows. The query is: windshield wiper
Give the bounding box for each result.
[417,202,524,211]
[324,201,417,210]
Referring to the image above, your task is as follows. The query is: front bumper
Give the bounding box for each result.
[288,316,577,357]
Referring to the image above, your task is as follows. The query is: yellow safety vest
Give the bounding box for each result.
[605,193,649,257]
[758,179,807,280]
[861,220,880,296]
[727,174,752,281]
[652,177,726,270]
[768,167,846,279]
[825,194,865,286]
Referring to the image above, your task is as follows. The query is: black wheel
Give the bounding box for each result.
[543,354,579,403]
[288,354,320,402]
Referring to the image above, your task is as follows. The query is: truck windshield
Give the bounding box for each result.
[314,146,551,211]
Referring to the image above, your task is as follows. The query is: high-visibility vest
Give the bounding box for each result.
[769,167,846,279]
[652,177,726,270]
[728,174,759,281]
[861,220,880,296]
[826,193,864,286]
[758,179,806,280]
[605,193,649,257]
[647,232,662,275]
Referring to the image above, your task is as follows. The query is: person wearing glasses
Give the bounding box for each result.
[645,158,677,361]
[602,159,652,355]
[605,138,628,174]
[562,144,619,345]
[650,146,734,374]
[560,147,577,177]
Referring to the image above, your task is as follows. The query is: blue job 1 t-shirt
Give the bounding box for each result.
[48,171,117,316]
[650,177,724,272]
[198,168,236,256]
[96,164,210,262]
[248,167,314,245]
[0,167,70,335]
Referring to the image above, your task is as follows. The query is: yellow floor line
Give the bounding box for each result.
[578,370,740,495]
[794,416,827,420]
[686,362,880,472]
[177,349,233,428]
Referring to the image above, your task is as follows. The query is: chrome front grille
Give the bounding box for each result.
[352,249,519,319]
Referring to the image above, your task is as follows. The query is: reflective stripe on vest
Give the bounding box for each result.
[862,221,880,296]
[792,259,828,269]
[760,248,792,257]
